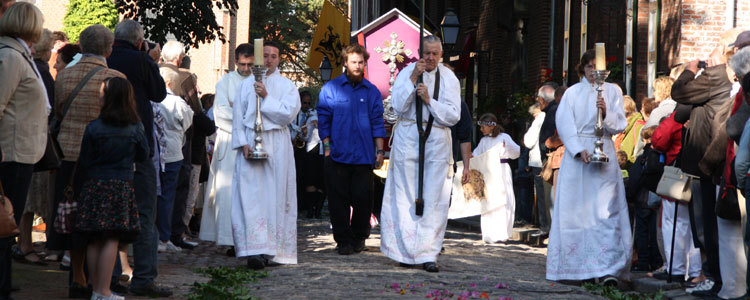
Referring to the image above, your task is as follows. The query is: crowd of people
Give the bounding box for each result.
[2,1,750,300]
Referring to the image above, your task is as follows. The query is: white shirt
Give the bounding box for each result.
[159,89,194,163]
[523,111,546,168]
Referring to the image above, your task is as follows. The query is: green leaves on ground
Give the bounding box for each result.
[582,283,664,300]
[189,266,268,300]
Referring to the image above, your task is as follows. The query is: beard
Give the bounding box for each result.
[345,69,364,85]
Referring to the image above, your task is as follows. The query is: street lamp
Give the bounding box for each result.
[440,9,460,46]
[320,55,333,83]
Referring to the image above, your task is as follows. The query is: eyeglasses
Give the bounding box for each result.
[302,102,311,105]
[477,121,497,126]
[237,63,253,67]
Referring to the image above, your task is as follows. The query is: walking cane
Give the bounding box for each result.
[414,0,426,216]
[667,200,679,284]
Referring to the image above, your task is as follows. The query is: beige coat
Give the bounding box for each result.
[0,36,48,164]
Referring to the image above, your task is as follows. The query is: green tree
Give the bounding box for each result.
[63,0,119,43]
[116,0,239,48]
[251,0,348,84]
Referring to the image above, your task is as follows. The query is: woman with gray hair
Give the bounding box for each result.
[11,28,56,268]
[0,2,48,299]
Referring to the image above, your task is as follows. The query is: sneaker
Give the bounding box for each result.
[165,241,182,252]
[130,282,173,297]
[686,278,714,294]
[157,241,167,253]
[182,238,198,247]
[170,238,195,250]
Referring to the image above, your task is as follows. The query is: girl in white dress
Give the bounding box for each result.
[472,113,520,242]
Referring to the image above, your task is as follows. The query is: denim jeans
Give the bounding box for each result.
[157,161,182,242]
[129,159,159,289]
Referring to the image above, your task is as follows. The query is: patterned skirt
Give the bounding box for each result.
[74,179,140,244]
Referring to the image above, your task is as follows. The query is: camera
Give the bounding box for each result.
[698,61,707,69]
[141,40,157,52]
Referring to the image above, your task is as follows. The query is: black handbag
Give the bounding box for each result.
[34,66,104,171]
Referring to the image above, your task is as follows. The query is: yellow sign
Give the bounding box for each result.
[306,0,350,79]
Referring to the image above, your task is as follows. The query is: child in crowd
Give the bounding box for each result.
[74,77,149,300]
[472,113,520,243]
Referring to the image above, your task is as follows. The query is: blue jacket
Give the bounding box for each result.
[79,119,150,181]
[317,74,386,165]
[107,40,166,157]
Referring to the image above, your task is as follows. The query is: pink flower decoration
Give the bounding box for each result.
[494,282,509,289]
[471,291,481,298]
[470,283,477,287]
[391,283,401,289]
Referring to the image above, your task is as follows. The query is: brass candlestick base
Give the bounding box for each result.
[249,65,268,160]
[591,70,610,164]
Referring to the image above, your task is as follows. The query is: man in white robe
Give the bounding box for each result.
[200,44,255,248]
[380,36,460,272]
[546,49,631,284]
[231,41,300,269]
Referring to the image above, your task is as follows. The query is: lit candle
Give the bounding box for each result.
[254,38,264,66]
[595,43,606,71]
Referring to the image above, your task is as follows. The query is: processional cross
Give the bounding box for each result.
[374,32,412,123]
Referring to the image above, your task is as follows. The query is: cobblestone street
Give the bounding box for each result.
[13,219,602,299]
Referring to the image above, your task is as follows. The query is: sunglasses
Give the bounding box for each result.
[477,121,497,126]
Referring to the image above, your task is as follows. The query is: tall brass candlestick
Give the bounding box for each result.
[248,65,268,160]
[591,69,610,163]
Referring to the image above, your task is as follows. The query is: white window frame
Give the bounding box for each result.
[647,0,657,98]
[580,0,587,58]
[562,0,571,85]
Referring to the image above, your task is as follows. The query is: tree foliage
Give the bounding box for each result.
[251,0,348,84]
[63,0,119,43]
[115,0,239,48]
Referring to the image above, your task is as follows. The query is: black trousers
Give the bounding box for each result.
[0,162,34,298]
[170,162,193,241]
[323,157,373,246]
[634,206,662,269]
[688,178,721,282]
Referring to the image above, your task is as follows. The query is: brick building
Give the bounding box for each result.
[31,0,251,94]
[353,0,750,113]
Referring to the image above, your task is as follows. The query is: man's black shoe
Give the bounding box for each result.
[353,240,367,253]
[226,246,235,257]
[399,263,415,268]
[170,238,195,250]
[423,262,439,272]
[110,282,129,295]
[130,282,172,298]
[68,283,92,298]
[530,230,548,238]
[337,244,354,255]
[246,255,265,270]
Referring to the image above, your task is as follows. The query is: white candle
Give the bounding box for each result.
[254,38,263,66]
[595,43,606,71]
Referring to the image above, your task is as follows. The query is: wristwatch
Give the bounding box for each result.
[376,149,386,156]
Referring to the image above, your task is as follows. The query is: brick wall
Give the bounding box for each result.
[635,0,650,100]
[676,0,727,63]
[476,0,512,101]
[526,0,552,90]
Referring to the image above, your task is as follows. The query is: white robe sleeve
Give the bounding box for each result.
[213,77,233,123]
[500,134,521,159]
[426,67,461,127]
[472,137,487,157]
[523,112,545,149]
[602,84,627,135]
[232,80,250,149]
[260,80,301,127]
[556,89,586,157]
[391,64,417,116]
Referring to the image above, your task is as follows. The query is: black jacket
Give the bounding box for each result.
[671,65,732,178]
[34,59,54,117]
[107,40,166,157]
[190,111,216,165]
[727,101,750,144]
[450,100,472,163]
[538,102,558,160]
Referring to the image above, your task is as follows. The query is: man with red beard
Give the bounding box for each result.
[317,44,386,255]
